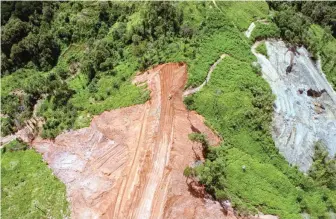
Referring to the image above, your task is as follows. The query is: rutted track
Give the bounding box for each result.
[31,63,233,219]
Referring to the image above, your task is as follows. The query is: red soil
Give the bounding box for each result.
[32,63,270,219]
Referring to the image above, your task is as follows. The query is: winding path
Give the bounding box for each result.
[183,54,228,97]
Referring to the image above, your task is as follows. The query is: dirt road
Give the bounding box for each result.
[32,63,236,219]
[183,54,228,97]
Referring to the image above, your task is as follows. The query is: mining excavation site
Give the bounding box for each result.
[252,40,336,172]
[31,63,237,219]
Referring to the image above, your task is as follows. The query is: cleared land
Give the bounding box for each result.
[31,63,233,219]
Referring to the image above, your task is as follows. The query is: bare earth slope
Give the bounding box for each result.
[32,63,235,219]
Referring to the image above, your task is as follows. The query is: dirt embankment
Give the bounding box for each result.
[32,63,241,219]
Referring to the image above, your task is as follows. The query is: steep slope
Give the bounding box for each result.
[252,40,336,172]
[32,63,233,219]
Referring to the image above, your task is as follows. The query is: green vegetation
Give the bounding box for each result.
[1,1,272,137]
[305,25,336,89]
[256,42,268,58]
[216,2,269,31]
[187,55,336,219]
[1,139,28,153]
[181,2,336,218]
[269,2,336,89]
[1,140,69,218]
[187,30,254,88]
[1,117,14,136]
[308,142,336,190]
[183,166,196,179]
[1,2,192,137]
[1,2,336,218]
[188,133,208,146]
[250,22,280,42]
[1,2,60,74]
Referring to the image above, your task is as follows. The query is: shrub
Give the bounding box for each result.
[255,42,268,58]
[183,166,196,178]
[188,133,208,147]
[250,22,280,42]
[309,141,336,190]
[1,139,28,153]
[0,117,15,136]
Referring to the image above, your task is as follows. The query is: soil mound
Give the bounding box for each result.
[32,63,233,218]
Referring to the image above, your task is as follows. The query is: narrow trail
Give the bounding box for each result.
[212,0,223,13]
[183,54,228,97]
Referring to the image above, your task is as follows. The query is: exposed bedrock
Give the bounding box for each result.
[252,40,336,172]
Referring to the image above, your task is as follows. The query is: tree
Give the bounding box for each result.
[183,166,196,183]
[1,117,15,136]
[1,53,12,75]
[13,1,43,22]
[1,2,15,25]
[82,60,96,83]
[1,18,29,56]
[141,2,183,40]
[188,133,209,148]
[309,142,336,189]
[180,24,194,38]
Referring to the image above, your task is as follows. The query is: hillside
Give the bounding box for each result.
[1,2,336,219]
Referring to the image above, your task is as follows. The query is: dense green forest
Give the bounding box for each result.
[1,1,336,219]
[1,2,335,138]
[269,2,336,89]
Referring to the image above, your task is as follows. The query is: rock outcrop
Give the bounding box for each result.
[252,40,336,172]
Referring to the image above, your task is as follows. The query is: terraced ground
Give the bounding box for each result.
[31,64,227,218]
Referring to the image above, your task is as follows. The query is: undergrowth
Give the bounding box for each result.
[250,22,280,42]
[188,55,336,219]
[1,140,69,218]
[1,2,335,218]
[183,3,336,218]
[256,42,268,58]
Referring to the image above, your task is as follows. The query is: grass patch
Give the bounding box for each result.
[187,29,255,88]
[1,141,69,219]
[220,147,301,218]
[188,51,335,218]
[256,42,268,58]
[305,24,336,89]
[250,22,280,42]
[216,2,269,31]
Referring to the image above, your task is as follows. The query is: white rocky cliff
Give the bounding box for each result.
[252,40,336,172]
